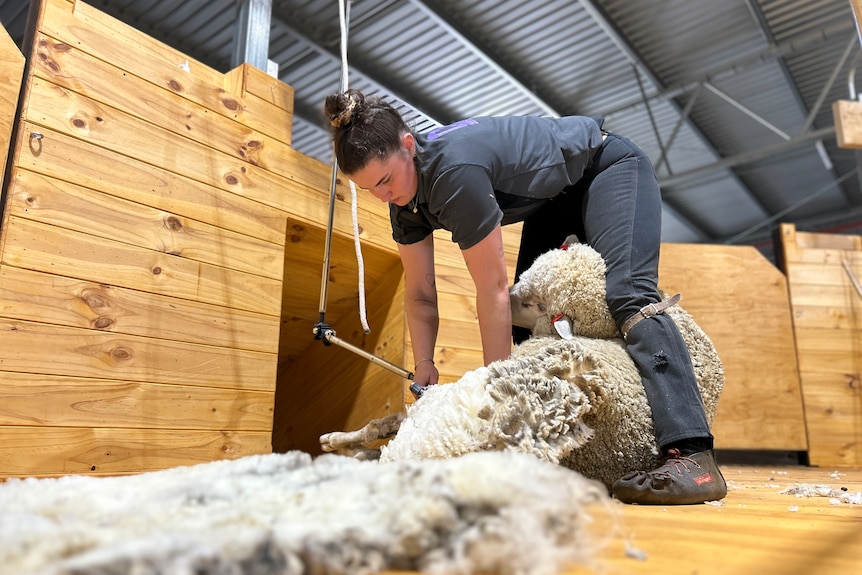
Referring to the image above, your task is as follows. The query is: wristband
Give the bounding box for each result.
[415,358,435,369]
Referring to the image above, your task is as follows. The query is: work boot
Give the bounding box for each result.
[612,448,727,505]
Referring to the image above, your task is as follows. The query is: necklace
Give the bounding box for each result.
[409,193,419,213]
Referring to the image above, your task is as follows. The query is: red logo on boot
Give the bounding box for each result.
[694,473,714,486]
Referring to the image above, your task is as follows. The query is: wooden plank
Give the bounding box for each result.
[8,170,284,280]
[795,328,862,374]
[39,0,293,144]
[31,33,286,172]
[0,318,277,392]
[0,372,273,430]
[272,264,406,455]
[0,426,271,478]
[17,123,286,245]
[225,62,294,113]
[2,216,282,316]
[797,371,862,467]
[660,243,807,451]
[787,260,862,287]
[780,223,861,466]
[277,221,402,363]
[0,24,24,194]
[789,283,862,308]
[832,99,862,149]
[21,79,393,254]
[789,304,862,331]
[0,266,280,354]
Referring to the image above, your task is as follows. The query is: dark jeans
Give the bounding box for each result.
[514,134,712,449]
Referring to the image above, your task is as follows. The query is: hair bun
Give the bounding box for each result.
[327,90,362,128]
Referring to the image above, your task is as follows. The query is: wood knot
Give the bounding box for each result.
[168,78,182,92]
[71,117,87,129]
[151,266,162,275]
[54,42,71,52]
[225,173,239,185]
[164,216,183,232]
[289,223,307,243]
[36,51,60,73]
[222,98,240,111]
[93,316,114,329]
[80,288,108,309]
[110,346,133,361]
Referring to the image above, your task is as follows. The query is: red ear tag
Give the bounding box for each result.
[552,313,566,323]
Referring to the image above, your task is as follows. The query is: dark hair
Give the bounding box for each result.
[324,89,410,175]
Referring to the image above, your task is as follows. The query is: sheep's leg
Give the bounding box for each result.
[319,412,406,454]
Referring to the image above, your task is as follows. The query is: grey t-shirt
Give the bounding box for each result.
[390,115,604,249]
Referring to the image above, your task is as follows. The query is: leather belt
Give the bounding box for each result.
[620,293,682,340]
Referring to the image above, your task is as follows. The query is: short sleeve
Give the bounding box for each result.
[431,165,503,250]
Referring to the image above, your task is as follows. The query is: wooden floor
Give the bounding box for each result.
[388,459,862,575]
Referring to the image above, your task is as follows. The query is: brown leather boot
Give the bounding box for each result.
[612,448,727,505]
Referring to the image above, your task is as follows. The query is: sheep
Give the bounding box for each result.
[320,238,724,489]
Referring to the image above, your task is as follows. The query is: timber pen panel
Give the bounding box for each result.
[780,223,862,467]
[0,24,24,186]
[0,0,404,478]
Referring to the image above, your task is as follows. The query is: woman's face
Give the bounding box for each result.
[349,133,418,206]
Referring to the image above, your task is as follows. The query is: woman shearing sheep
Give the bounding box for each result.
[323,89,726,505]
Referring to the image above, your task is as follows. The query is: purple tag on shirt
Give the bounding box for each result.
[427,118,479,140]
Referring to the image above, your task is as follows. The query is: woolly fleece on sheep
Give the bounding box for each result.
[335,240,724,490]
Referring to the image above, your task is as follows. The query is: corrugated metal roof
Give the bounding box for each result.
[2,0,861,255]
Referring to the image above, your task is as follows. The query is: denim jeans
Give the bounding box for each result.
[514,134,712,449]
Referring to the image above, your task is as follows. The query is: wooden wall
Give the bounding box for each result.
[0,0,403,478]
[779,223,861,467]
[0,24,23,181]
[0,0,830,475]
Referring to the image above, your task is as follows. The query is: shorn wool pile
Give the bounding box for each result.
[322,239,724,489]
[0,451,612,575]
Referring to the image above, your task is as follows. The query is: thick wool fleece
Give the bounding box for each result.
[0,452,611,575]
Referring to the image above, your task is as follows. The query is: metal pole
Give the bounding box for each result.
[311,0,421,395]
[232,0,272,71]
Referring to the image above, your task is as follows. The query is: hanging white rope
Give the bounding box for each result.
[338,0,371,334]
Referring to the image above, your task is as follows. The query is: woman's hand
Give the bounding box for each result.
[412,358,439,389]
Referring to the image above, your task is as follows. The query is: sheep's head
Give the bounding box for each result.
[510,237,619,340]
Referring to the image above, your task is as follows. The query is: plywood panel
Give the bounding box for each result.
[0,373,273,430]
[660,243,807,451]
[0,426,271,478]
[780,223,862,467]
